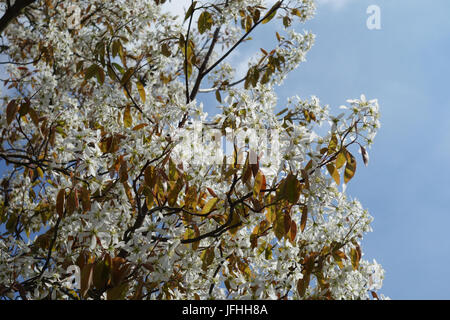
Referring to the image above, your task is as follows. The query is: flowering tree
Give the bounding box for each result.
[0,0,385,300]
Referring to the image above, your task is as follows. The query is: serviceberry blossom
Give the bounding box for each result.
[0,0,385,300]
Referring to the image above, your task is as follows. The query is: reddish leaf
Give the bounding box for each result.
[300,206,308,232]
[80,263,94,298]
[80,186,91,213]
[6,100,18,125]
[288,220,297,242]
[56,189,65,218]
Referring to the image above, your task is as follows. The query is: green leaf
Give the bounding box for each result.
[84,64,98,81]
[96,67,105,85]
[161,42,171,57]
[111,40,122,58]
[168,178,183,207]
[292,8,303,18]
[350,248,360,270]
[244,66,260,89]
[245,15,253,32]
[282,16,291,27]
[276,108,289,117]
[5,214,17,233]
[344,150,356,184]
[107,283,128,300]
[184,227,195,244]
[328,133,338,154]
[262,1,281,24]
[84,64,104,85]
[332,249,347,269]
[277,173,301,204]
[253,170,266,198]
[121,68,135,86]
[215,90,222,103]
[137,81,146,103]
[326,163,340,185]
[112,62,124,74]
[202,197,219,214]
[123,106,132,128]
[198,11,213,34]
[201,247,215,271]
[93,256,111,290]
[273,212,285,240]
[336,151,346,169]
[228,211,241,237]
[184,1,197,22]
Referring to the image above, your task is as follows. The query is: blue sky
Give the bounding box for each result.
[2,0,449,299]
[198,0,450,299]
[276,0,450,299]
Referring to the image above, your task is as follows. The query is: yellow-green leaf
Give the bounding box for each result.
[121,68,134,86]
[123,106,132,128]
[336,151,346,169]
[202,197,219,215]
[273,212,285,240]
[328,133,338,154]
[36,167,44,179]
[184,1,197,22]
[144,166,156,188]
[262,1,281,24]
[132,123,148,131]
[96,67,105,85]
[84,64,98,81]
[137,81,146,103]
[198,11,213,34]
[277,173,301,204]
[326,163,340,185]
[350,248,360,270]
[168,178,183,207]
[253,170,266,198]
[106,283,128,300]
[344,150,356,184]
[201,247,214,271]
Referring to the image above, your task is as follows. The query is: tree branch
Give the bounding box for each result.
[202,1,282,76]
[0,0,36,35]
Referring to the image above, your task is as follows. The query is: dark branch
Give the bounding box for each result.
[0,0,37,35]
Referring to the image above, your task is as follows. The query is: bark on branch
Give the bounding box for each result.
[0,0,36,35]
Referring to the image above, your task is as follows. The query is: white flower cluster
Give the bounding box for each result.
[0,0,386,300]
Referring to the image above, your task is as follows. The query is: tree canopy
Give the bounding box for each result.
[0,0,385,300]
